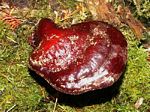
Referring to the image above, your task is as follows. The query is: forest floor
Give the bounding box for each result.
[0,0,150,112]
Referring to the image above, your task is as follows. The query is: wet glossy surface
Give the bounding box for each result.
[29,18,127,95]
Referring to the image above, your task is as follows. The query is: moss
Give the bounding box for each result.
[125,0,150,26]
[0,20,42,111]
[117,27,150,111]
[0,0,149,112]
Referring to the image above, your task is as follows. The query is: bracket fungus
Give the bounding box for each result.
[29,18,127,95]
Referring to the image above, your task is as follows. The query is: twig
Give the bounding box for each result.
[6,104,16,112]
[52,97,58,112]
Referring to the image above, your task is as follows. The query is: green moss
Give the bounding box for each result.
[0,0,149,112]
[116,27,150,111]
[125,0,150,26]
[0,20,42,111]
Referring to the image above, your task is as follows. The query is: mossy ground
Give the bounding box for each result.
[0,0,150,112]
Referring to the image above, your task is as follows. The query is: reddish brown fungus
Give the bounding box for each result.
[29,18,127,95]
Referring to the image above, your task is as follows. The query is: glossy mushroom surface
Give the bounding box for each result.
[29,18,127,95]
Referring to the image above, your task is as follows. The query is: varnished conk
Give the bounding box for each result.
[29,18,127,95]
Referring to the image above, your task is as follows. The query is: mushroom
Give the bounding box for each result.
[29,18,127,95]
